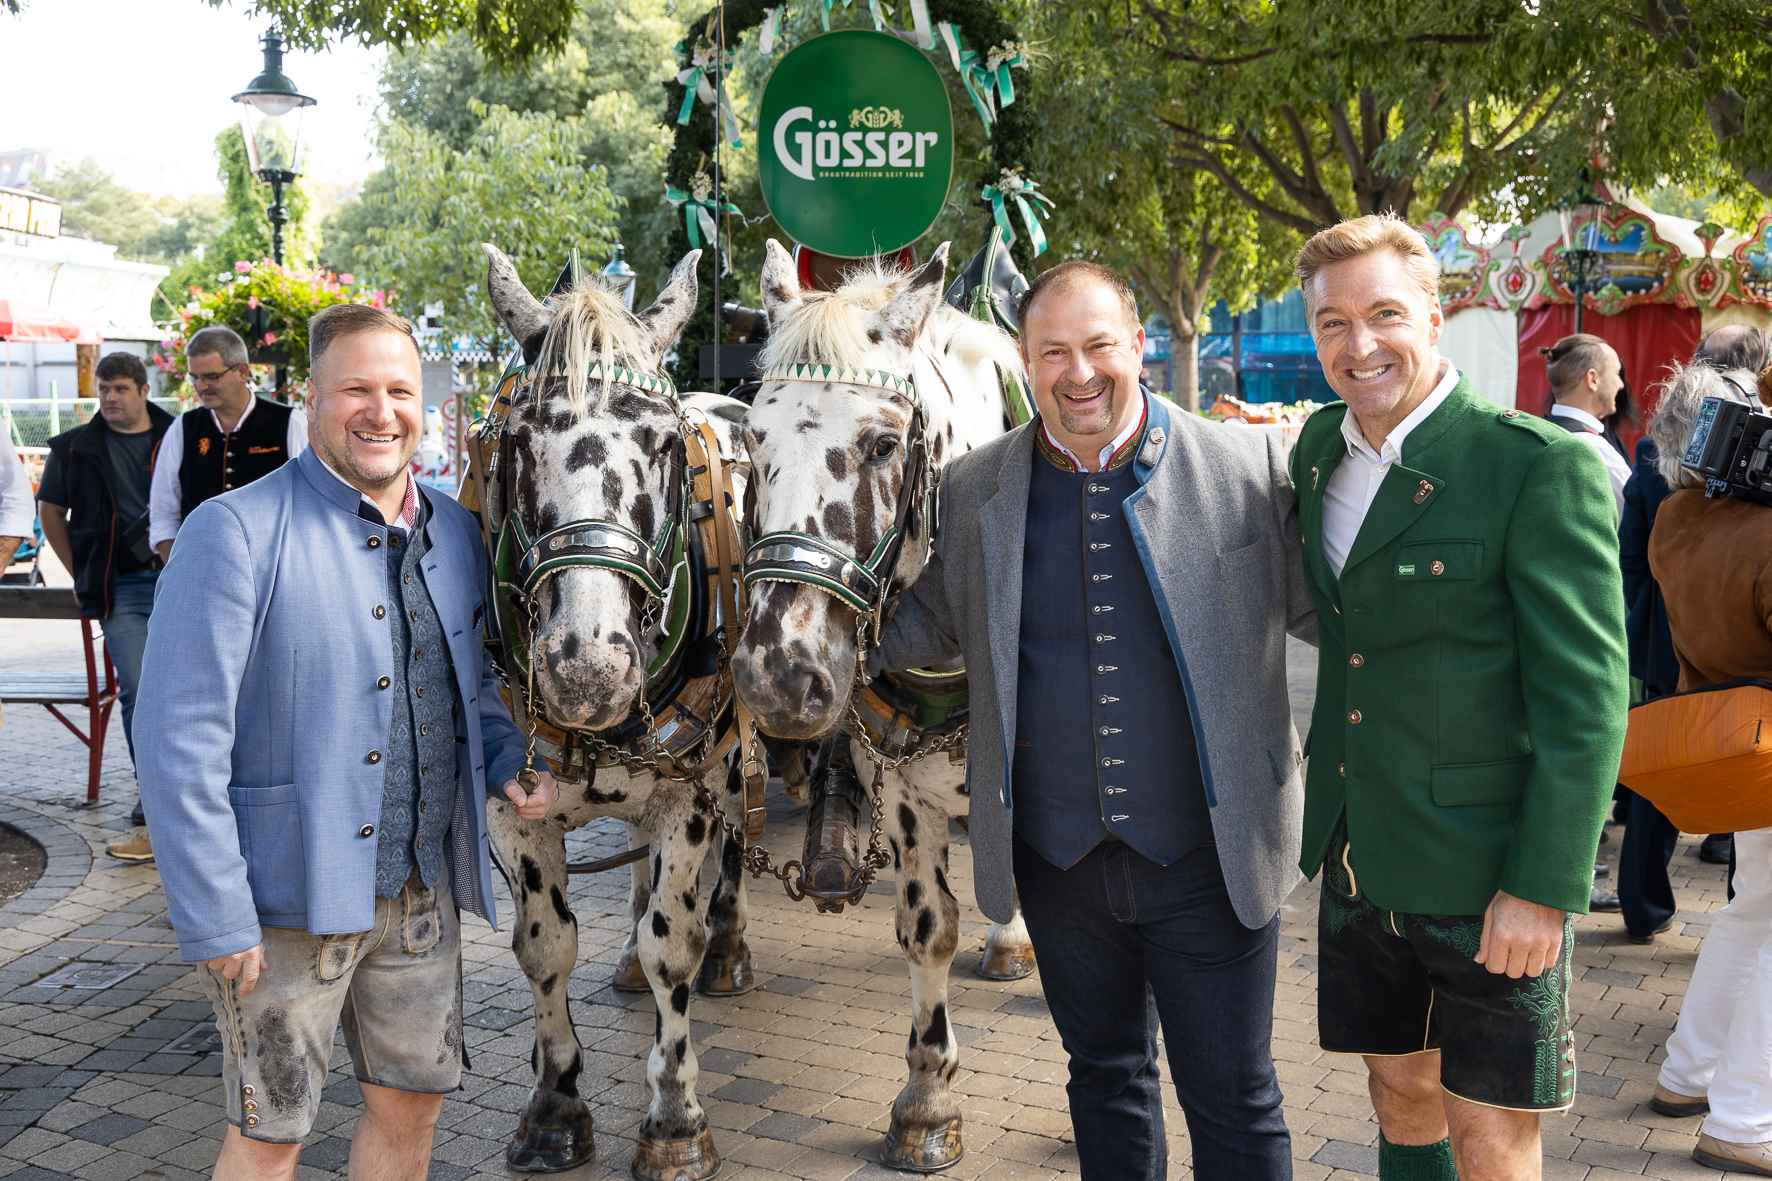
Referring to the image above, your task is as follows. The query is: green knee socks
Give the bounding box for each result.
[1379,1133,1458,1180]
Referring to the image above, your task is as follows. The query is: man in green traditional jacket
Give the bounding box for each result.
[1288,214,1627,1181]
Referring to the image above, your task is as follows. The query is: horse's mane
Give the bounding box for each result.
[757,255,1024,385]
[532,280,657,413]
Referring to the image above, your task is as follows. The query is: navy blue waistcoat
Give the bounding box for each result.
[1012,447,1211,869]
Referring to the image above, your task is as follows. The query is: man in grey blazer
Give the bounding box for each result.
[134,304,556,1181]
[877,261,1314,1179]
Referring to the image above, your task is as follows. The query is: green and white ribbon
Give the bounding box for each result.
[820,0,852,31]
[665,182,742,272]
[937,23,1000,130]
[675,43,742,148]
[984,42,1029,108]
[982,171,1055,257]
[758,6,781,54]
[908,0,934,48]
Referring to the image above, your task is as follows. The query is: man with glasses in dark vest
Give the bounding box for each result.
[149,326,307,563]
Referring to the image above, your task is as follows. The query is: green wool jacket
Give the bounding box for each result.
[1289,377,1628,917]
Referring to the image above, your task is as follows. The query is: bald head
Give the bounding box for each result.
[1695,324,1772,376]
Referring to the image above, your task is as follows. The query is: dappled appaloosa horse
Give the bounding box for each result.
[475,244,757,1181]
[731,239,1037,1172]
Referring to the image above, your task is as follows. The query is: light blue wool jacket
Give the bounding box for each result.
[134,449,527,962]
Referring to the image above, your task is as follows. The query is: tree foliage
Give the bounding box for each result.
[322,103,623,355]
[1132,0,1772,238]
[210,124,316,270]
[369,0,680,287]
[203,0,572,65]
[1025,0,1296,407]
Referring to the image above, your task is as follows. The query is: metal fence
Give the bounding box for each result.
[3,397,188,447]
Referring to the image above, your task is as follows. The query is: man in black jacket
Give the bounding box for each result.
[37,352,173,862]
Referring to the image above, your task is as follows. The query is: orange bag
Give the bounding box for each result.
[1619,680,1772,833]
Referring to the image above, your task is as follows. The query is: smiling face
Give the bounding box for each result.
[1307,248,1446,445]
[307,327,424,493]
[1021,278,1144,465]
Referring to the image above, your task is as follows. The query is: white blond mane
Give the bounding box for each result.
[533,280,657,412]
[757,256,1024,387]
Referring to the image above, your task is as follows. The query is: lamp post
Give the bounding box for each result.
[1557,177,1607,335]
[602,244,637,311]
[232,29,314,392]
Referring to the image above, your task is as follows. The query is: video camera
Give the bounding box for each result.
[1684,394,1772,507]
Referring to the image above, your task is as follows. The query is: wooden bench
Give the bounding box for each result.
[0,586,118,804]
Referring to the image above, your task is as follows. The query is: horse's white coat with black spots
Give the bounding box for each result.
[478,243,750,1171]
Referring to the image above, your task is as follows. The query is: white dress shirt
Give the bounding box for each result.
[1548,403,1630,521]
[0,437,35,539]
[148,399,308,547]
[1322,362,1460,578]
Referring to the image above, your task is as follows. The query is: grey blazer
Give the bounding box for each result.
[878,393,1316,929]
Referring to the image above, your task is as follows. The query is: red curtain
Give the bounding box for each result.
[1515,302,1701,456]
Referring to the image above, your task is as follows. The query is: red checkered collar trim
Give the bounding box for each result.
[1035,399,1148,473]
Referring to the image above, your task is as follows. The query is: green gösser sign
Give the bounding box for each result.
[758,30,955,259]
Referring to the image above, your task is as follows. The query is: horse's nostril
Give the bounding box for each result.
[798,666,834,712]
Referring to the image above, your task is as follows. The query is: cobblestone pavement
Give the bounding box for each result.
[0,618,1738,1180]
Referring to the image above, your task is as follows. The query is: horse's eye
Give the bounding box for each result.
[869,435,900,461]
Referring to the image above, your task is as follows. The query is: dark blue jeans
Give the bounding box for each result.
[1012,835,1292,1181]
[103,570,158,825]
[1619,790,1679,937]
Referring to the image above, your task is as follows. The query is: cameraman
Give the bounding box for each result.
[37,352,173,861]
[1646,361,1772,1174]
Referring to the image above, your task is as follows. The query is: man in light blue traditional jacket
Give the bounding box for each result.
[135,302,556,1181]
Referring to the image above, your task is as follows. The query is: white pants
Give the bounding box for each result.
[1660,826,1772,1144]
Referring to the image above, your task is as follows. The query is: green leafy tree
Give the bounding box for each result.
[1027,1,1296,408]
[322,103,623,366]
[1132,0,1772,237]
[31,159,163,255]
[369,0,680,283]
[201,0,572,64]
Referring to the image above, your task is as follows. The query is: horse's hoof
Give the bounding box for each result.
[505,1098,596,1174]
[977,942,1036,982]
[612,946,651,993]
[880,1114,963,1172]
[697,943,756,997]
[632,1125,721,1181]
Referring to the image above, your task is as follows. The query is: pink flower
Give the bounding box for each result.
[234,260,252,274]
[247,296,260,310]
[262,332,280,345]
[339,273,355,286]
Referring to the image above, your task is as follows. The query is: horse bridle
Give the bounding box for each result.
[741,362,939,647]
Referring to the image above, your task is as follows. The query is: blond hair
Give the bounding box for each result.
[1296,212,1440,311]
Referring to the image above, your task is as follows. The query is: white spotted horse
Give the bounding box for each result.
[469,244,764,1180]
[731,238,1038,1172]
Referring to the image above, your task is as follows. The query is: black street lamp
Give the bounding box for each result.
[232,29,315,270]
[1557,176,1608,335]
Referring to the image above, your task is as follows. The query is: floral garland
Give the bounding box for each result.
[658,0,1040,389]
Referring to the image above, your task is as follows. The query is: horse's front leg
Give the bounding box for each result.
[611,821,654,993]
[488,794,597,1174]
[875,756,966,1172]
[698,758,755,996]
[631,790,720,1181]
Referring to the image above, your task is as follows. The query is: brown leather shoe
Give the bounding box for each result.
[1650,1084,1710,1117]
[1694,1133,1772,1176]
[105,828,153,863]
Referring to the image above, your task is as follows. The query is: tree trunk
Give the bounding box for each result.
[1171,324,1201,411]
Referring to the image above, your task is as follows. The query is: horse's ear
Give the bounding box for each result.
[637,250,701,361]
[482,243,551,356]
[873,242,949,348]
[761,239,802,325]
